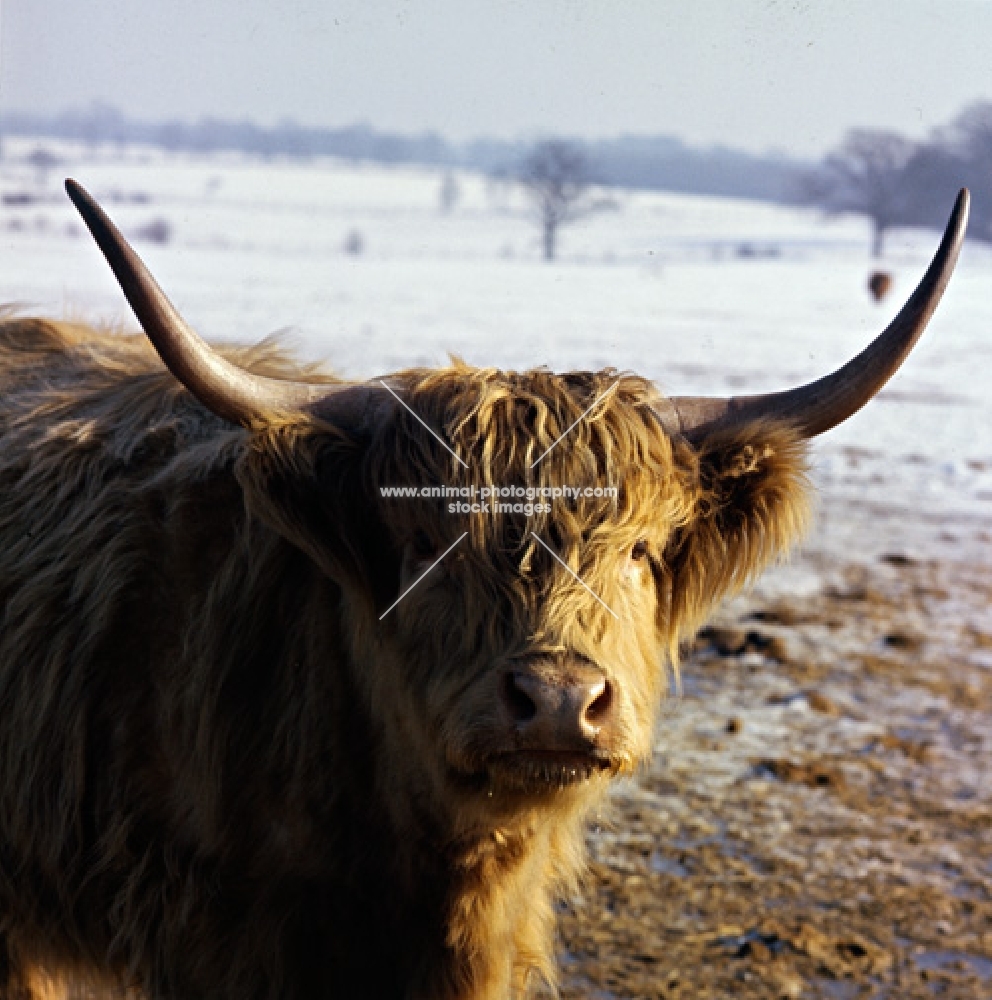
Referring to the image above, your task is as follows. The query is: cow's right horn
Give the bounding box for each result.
[66,179,386,430]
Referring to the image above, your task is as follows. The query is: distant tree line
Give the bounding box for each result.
[798,102,992,254]
[0,102,453,165]
[0,102,802,204]
[5,101,988,255]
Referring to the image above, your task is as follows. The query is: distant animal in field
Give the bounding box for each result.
[0,181,968,999]
[868,270,893,302]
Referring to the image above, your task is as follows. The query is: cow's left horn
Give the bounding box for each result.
[66,179,385,430]
[664,188,969,441]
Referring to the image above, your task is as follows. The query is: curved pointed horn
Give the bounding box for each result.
[667,188,970,441]
[66,179,383,429]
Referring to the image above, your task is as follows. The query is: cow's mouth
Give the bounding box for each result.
[486,750,614,790]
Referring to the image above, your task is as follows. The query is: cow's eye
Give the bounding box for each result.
[412,530,437,561]
[630,540,649,562]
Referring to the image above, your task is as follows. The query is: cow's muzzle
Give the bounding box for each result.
[488,656,623,790]
[499,657,613,751]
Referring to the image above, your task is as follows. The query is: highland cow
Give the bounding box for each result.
[868,270,894,302]
[0,182,968,1000]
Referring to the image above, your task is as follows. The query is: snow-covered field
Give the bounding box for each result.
[2,136,990,559]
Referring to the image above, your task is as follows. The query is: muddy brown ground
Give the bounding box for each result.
[556,493,992,999]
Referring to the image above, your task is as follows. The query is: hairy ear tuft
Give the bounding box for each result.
[666,421,812,645]
[236,421,376,583]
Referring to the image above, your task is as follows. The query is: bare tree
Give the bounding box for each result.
[898,142,966,233]
[936,102,992,244]
[798,129,917,257]
[519,140,590,261]
[438,171,461,214]
[947,101,992,162]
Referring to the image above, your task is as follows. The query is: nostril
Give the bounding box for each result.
[502,671,537,724]
[501,666,613,740]
[584,679,613,725]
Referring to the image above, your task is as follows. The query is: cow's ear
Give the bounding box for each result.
[665,421,812,641]
[237,422,394,590]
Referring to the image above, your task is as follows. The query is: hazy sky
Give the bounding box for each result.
[2,0,991,158]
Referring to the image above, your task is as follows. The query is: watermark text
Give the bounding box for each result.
[379,483,618,516]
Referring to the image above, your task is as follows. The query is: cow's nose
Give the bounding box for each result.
[500,663,613,747]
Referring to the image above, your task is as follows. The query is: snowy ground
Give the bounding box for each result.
[2,138,990,997]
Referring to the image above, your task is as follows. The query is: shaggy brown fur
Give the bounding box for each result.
[868,270,893,302]
[0,315,810,999]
